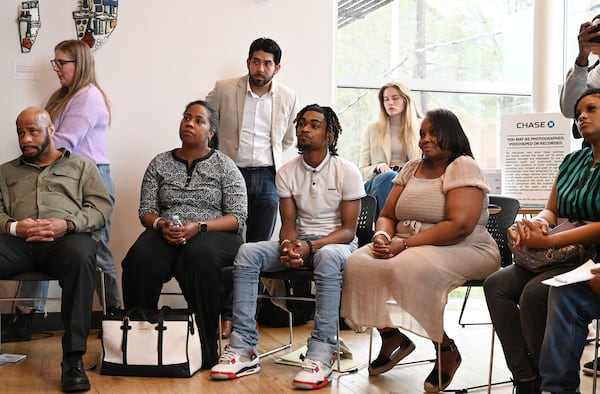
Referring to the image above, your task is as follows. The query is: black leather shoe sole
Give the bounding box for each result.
[62,381,91,393]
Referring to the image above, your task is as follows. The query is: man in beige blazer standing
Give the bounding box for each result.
[206,37,299,337]
[206,37,298,243]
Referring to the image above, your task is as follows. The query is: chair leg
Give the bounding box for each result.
[437,342,442,392]
[96,267,106,315]
[450,326,512,392]
[218,314,222,356]
[593,318,599,394]
[259,309,294,359]
[368,327,374,365]
[458,286,472,327]
[336,319,341,372]
[488,326,495,394]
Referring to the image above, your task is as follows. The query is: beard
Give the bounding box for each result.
[21,131,51,163]
[249,72,274,88]
[296,142,313,152]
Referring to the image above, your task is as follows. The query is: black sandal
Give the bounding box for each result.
[423,339,462,392]
[368,329,416,376]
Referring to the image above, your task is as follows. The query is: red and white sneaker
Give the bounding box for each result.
[210,347,260,380]
[292,358,333,390]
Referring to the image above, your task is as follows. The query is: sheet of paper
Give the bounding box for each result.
[542,259,599,287]
[275,345,362,372]
[0,353,26,365]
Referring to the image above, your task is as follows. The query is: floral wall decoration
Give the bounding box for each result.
[17,1,41,53]
[73,0,118,50]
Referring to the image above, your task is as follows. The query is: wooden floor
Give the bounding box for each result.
[0,297,598,393]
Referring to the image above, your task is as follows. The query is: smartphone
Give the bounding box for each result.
[590,24,600,43]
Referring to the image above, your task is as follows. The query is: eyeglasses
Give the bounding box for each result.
[50,59,76,69]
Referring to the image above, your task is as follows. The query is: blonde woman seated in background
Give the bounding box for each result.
[341,108,500,392]
[359,81,421,216]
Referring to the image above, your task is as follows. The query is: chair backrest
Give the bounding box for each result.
[486,195,520,268]
[357,194,377,247]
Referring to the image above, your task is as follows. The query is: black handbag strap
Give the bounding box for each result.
[155,320,166,365]
[120,317,132,365]
[114,306,187,366]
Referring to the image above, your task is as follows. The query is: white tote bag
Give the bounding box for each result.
[101,306,202,377]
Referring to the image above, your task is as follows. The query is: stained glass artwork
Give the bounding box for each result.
[73,0,118,50]
[17,1,41,53]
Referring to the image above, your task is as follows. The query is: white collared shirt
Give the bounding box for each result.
[275,153,366,238]
[236,81,274,167]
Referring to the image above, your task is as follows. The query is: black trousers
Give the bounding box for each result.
[483,263,573,380]
[121,229,243,368]
[0,233,97,355]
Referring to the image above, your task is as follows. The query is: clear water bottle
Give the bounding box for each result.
[172,215,183,227]
[172,215,185,244]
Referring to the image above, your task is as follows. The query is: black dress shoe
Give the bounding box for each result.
[1,308,34,343]
[61,355,90,393]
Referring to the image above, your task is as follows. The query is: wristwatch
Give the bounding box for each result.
[66,219,76,234]
[199,222,207,233]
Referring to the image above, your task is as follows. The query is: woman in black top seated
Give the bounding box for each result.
[121,100,247,368]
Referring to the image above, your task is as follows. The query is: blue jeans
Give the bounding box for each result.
[364,171,397,217]
[239,167,278,242]
[539,283,600,393]
[17,164,121,309]
[228,239,356,366]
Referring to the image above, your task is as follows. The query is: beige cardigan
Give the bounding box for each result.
[359,122,392,181]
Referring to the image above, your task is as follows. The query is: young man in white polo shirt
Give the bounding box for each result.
[211,104,365,390]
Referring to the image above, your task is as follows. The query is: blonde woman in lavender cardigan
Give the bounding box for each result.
[2,40,119,343]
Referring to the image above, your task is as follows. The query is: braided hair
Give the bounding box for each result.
[294,104,343,156]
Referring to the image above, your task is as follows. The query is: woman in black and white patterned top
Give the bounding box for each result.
[122,100,247,369]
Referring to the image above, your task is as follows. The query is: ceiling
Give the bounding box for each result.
[338,0,394,28]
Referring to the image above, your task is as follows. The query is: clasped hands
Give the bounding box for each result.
[158,220,197,246]
[508,218,550,249]
[370,235,405,259]
[280,240,310,268]
[14,218,69,242]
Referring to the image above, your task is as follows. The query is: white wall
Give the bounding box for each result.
[0,0,336,311]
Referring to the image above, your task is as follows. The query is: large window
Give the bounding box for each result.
[336,0,534,170]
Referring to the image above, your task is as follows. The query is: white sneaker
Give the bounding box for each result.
[210,347,260,380]
[292,358,333,390]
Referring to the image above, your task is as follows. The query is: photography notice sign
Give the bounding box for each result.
[500,113,571,208]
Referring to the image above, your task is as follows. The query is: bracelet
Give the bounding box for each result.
[306,240,315,257]
[402,238,409,250]
[531,216,550,228]
[280,239,291,248]
[372,230,391,242]
[152,217,164,230]
[575,57,589,68]
[9,221,18,237]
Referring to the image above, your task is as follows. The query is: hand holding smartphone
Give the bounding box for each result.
[590,24,600,43]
